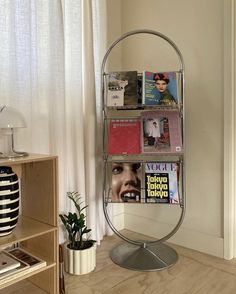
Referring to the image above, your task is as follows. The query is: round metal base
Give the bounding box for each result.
[110,242,178,271]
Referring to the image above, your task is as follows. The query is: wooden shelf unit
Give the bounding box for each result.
[0,154,58,293]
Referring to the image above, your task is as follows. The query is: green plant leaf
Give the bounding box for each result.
[59,191,96,250]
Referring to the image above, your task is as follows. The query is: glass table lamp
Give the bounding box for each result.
[0,106,28,158]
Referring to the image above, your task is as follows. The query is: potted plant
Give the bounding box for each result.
[59,191,96,275]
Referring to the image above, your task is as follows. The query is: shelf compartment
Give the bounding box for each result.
[0,155,58,227]
[0,154,58,293]
[0,223,58,291]
[0,216,57,249]
[0,263,57,291]
[1,279,48,294]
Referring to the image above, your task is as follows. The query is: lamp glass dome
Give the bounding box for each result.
[0,106,27,128]
[0,105,28,158]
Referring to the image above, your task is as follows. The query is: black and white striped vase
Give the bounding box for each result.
[0,166,20,236]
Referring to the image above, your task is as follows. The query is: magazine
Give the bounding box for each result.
[145,162,179,204]
[0,251,21,274]
[0,246,46,287]
[7,247,46,271]
[106,162,142,203]
[0,252,29,283]
[142,71,180,106]
[106,71,138,106]
[141,110,183,154]
[0,247,47,285]
[108,119,141,155]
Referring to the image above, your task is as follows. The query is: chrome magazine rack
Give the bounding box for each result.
[101,29,185,271]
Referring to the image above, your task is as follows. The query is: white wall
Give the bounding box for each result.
[106,0,224,257]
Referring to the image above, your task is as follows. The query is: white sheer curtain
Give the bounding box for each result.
[0,0,107,243]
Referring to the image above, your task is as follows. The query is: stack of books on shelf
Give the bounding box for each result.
[0,247,46,285]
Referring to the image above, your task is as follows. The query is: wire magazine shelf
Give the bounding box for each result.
[101,29,185,271]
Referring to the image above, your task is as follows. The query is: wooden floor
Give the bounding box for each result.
[65,230,236,294]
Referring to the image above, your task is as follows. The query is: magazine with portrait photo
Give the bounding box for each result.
[142,71,180,106]
[141,110,182,154]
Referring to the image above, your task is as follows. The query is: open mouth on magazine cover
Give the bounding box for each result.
[120,189,140,202]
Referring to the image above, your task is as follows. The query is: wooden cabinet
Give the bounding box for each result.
[0,154,58,293]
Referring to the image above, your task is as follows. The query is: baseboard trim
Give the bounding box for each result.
[113,213,124,231]
[167,228,224,258]
[124,218,224,258]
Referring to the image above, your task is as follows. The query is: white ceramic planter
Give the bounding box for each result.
[64,242,96,275]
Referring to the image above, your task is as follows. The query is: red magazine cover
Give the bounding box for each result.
[108,119,141,154]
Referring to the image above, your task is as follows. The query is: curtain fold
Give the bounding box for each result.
[82,0,98,240]
[0,0,107,244]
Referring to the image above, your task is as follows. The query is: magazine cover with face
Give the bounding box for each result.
[142,71,180,106]
[107,162,142,203]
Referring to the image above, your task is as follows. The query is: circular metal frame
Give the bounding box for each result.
[101,29,186,267]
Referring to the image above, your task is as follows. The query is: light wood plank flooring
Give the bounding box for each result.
[64,230,236,294]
